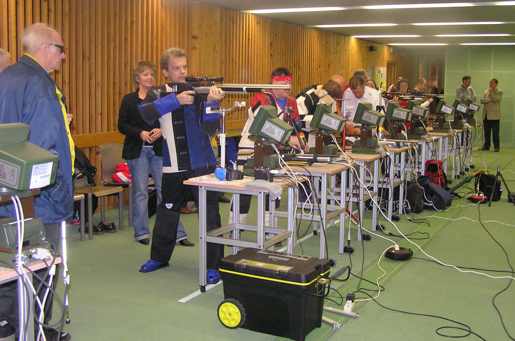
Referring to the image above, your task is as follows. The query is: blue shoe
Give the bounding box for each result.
[207,269,221,284]
[139,259,169,273]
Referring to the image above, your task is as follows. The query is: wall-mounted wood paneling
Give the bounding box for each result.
[0,0,405,140]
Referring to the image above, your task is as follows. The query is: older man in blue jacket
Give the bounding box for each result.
[0,23,74,248]
[0,22,73,341]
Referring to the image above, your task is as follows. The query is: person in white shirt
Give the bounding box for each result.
[343,75,384,122]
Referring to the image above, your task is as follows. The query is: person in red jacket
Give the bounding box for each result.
[233,67,303,225]
[242,67,303,152]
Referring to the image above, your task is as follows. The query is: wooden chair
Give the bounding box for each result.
[75,144,127,240]
[73,193,86,240]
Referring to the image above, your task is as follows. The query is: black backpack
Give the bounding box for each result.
[74,147,97,186]
[477,174,502,201]
[73,147,98,222]
[406,181,424,213]
[418,176,453,210]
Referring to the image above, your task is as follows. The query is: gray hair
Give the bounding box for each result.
[21,23,59,53]
[159,48,187,70]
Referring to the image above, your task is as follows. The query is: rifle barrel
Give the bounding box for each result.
[194,83,290,95]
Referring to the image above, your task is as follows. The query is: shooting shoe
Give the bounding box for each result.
[139,259,169,273]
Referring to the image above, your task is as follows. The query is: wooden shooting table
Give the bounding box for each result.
[386,135,439,175]
[382,146,410,218]
[184,174,299,292]
[346,152,382,240]
[276,162,350,258]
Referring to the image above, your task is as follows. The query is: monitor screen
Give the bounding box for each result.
[320,114,341,131]
[469,103,480,111]
[441,105,453,114]
[261,120,285,143]
[456,103,468,114]
[412,106,426,117]
[362,111,379,125]
[393,108,408,120]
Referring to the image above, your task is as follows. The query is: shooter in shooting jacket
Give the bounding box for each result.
[138,48,225,285]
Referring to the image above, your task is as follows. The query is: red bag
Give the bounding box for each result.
[111,162,132,184]
[424,160,446,188]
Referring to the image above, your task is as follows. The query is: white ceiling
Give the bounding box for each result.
[196,0,515,46]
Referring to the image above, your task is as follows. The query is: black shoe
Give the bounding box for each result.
[481,146,489,151]
[137,238,150,245]
[218,195,231,203]
[178,239,195,247]
[494,148,500,152]
[43,327,71,341]
[98,222,116,233]
[85,224,104,234]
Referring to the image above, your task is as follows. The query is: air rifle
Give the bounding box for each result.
[139,76,290,130]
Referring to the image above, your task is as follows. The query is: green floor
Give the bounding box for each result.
[63,148,515,341]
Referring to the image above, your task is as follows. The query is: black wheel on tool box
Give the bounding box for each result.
[217,298,246,329]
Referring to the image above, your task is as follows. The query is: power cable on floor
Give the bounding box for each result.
[476,203,515,341]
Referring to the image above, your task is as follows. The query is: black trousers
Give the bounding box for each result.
[483,119,500,150]
[150,169,223,269]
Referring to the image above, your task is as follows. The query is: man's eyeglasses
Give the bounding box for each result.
[49,43,65,54]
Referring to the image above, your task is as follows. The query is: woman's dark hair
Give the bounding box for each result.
[271,67,291,77]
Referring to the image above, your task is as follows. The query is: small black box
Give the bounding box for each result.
[218,248,331,341]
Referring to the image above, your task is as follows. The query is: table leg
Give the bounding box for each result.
[421,141,427,175]
[87,193,93,240]
[372,159,379,231]
[232,193,240,255]
[388,153,395,220]
[287,186,295,255]
[438,136,443,163]
[348,167,354,242]
[269,193,277,228]
[100,196,105,222]
[338,170,347,255]
[118,191,123,231]
[358,161,365,241]
[329,175,336,207]
[399,151,406,216]
[320,174,328,259]
[442,136,449,174]
[451,135,456,178]
[257,192,265,249]
[198,187,207,292]
[79,196,85,241]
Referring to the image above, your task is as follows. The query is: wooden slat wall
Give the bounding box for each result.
[0,0,404,139]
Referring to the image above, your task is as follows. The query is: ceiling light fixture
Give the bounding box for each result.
[353,35,421,38]
[435,33,511,37]
[413,21,505,26]
[389,43,448,46]
[246,7,346,14]
[363,2,475,9]
[316,23,398,28]
[460,42,515,45]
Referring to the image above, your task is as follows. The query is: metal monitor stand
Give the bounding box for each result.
[0,187,70,341]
